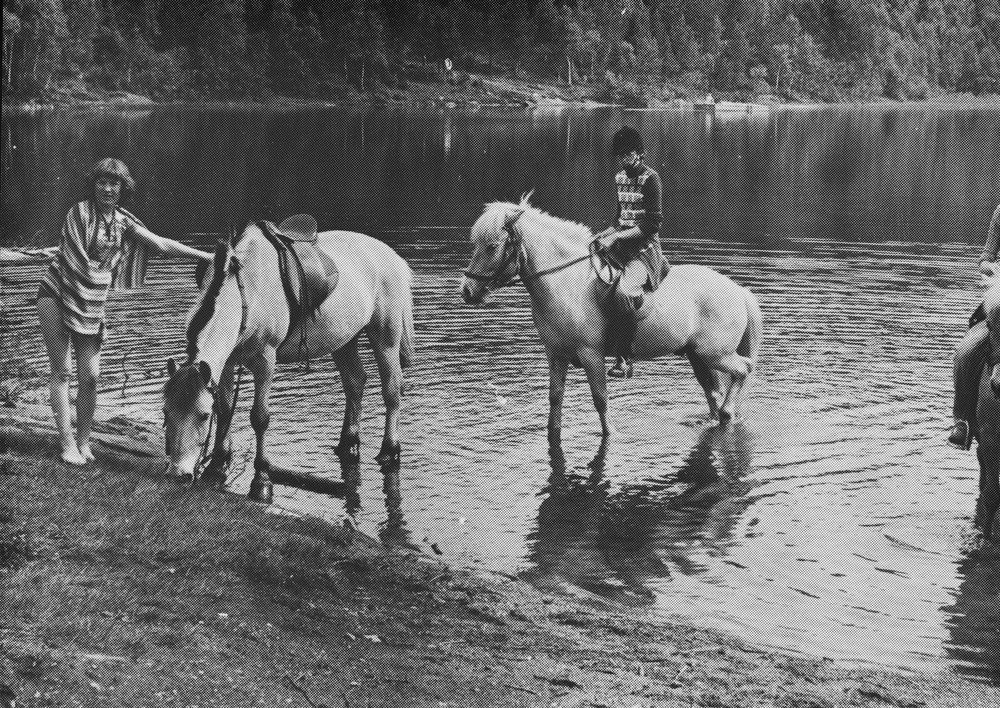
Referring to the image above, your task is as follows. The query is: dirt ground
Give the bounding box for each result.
[1,407,999,708]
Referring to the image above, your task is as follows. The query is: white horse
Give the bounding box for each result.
[460,199,762,439]
[163,218,414,503]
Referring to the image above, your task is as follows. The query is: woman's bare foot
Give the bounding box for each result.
[61,447,88,466]
[78,443,96,462]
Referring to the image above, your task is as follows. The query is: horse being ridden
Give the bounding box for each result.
[460,199,762,439]
[163,219,415,503]
[974,277,1000,538]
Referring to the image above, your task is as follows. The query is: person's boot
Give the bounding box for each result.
[947,419,973,450]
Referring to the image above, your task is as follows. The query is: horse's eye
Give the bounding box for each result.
[199,412,211,423]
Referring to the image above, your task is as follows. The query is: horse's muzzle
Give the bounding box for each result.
[460,279,485,305]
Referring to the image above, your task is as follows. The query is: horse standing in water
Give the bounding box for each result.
[974,278,1000,538]
[163,218,414,503]
[460,199,762,438]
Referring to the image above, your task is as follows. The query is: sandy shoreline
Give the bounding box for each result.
[1,398,998,705]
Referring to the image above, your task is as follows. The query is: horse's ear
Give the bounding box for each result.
[167,358,177,376]
[505,207,526,228]
[198,360,212,387]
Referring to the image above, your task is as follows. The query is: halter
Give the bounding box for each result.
[463,211,597,290]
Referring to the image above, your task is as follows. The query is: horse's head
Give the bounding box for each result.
[461,202,526,304]
[162,358,216,479]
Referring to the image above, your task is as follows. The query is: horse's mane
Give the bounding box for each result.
[479,196,593,244]
[185,240,230,362]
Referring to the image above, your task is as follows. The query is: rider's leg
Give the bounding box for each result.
[608,261,646,378]
[950,321,989,449]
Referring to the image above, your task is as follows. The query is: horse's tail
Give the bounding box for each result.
[399,265,416,369]
[737,287,762,373]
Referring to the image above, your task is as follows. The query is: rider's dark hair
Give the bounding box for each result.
[611,127,644,156]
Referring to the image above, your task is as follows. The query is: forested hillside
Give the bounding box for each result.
[3,0,999,103]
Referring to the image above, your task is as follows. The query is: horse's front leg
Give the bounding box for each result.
[201,361,236,484]
[547,354,569,443]
[247,348,276,504]
[333,336,365,462]
[579,349,615,438]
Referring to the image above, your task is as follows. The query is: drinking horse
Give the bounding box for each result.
[974,278,1000,538]
[163,218,414,503]
[460,199,762,438]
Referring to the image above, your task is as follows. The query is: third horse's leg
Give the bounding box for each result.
[333,336,366,461]
[247,349,276,504]
[703,352,752,423]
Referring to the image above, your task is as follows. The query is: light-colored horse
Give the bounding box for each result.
[975,277,1000,538]
[163,220,415,503]
[460,199,762,438]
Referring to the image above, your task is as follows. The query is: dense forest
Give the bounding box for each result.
[3,0,999,104]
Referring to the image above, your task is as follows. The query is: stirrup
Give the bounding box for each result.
[947,420,973,450]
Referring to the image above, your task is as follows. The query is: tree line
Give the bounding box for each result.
[3,0,999,103]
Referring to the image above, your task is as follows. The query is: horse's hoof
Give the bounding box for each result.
[335,437,361,462]
[248,477,273,504]
[166,471,194,485]
[375,442,401,466]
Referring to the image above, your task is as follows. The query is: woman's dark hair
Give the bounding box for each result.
[611,127,644,156]
[86,158,136,199]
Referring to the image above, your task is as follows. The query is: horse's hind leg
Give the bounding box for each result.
[686,351,721,420]
[333,336,366,462]
[246,349,276,504]
[371,329,404,465]
[702,352,753,424]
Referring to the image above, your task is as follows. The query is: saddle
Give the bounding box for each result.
[595,248,669,323]
[258,215,339,352]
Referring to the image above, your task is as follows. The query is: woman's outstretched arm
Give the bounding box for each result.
[131,223,213,262]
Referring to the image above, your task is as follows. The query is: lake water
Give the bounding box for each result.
[2,104,1000,682]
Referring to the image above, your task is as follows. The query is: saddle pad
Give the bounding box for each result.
[289,241,339,313]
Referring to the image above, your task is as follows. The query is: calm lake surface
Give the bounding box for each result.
[3,104,1000,681]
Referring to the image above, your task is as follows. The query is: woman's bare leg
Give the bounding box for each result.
[73,332,102,461]
[37,297,85,465]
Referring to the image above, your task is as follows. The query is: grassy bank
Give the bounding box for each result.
[1,422,998,707]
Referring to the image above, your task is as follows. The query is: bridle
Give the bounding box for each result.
[463,212,600,291]
[166,236,249,476]
[463,220,524,290]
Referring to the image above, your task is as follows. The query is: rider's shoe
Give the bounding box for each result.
[947,419,973,450]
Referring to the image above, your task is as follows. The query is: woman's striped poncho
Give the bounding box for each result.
[40,200,150,336]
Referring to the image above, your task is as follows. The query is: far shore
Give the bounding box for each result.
[4,73,998,116]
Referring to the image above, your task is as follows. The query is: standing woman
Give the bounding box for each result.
[36,158,212,465]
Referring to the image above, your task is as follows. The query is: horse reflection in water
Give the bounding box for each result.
[524,424,758,605]
[460,199,762,439]
[162,219,415,503]
[942,543,1000,683]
